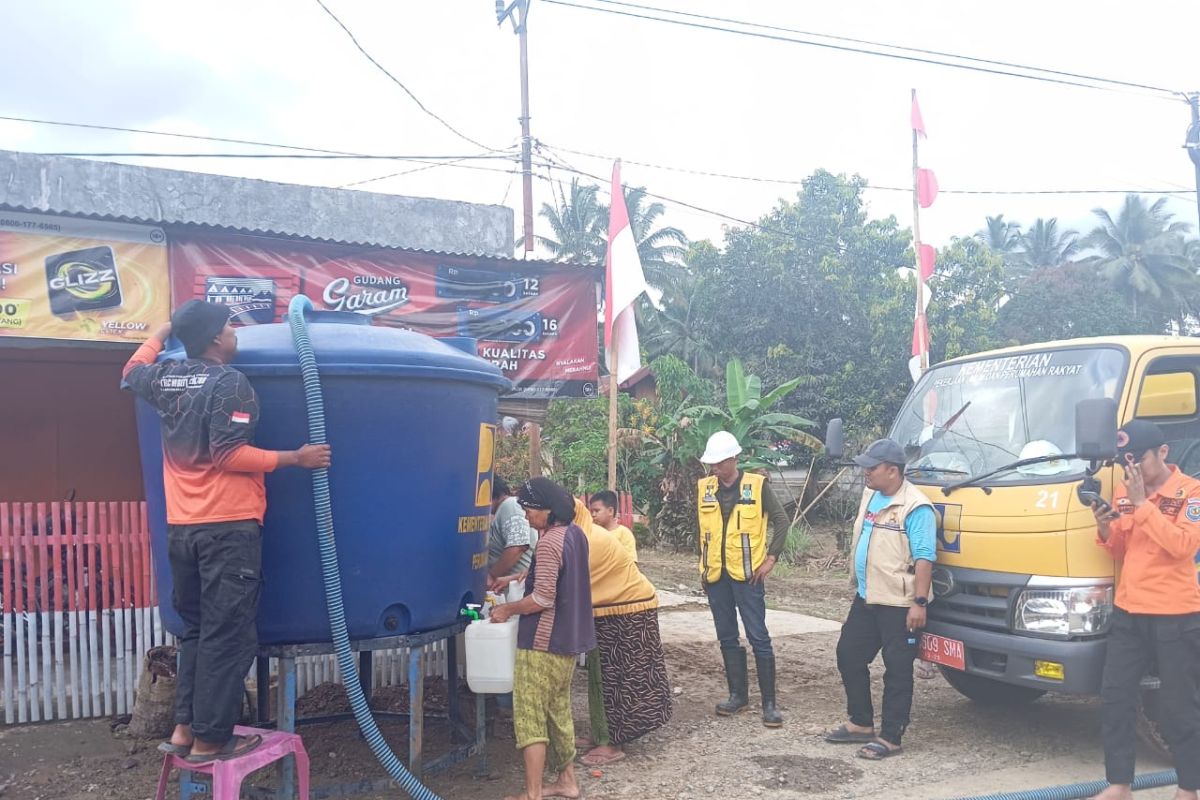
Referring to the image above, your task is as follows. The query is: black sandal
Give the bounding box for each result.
[857,741,903,760]
[184,734,262,763]
[824,724,876,743]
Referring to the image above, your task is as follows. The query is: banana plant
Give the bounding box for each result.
[648,359,821,469]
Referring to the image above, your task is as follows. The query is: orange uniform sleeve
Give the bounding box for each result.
[1131,500,1200,560]
[215,444,281,474]
[1098,513,1133,560]
[122,339,163,377]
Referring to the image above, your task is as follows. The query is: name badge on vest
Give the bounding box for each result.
[703,486,717,503]
[741,484,753,502]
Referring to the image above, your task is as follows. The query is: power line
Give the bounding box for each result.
[540,141,1194,197]
[0,114,364,155]
[312,0,505,152]
[586,0,1182,97]
[339,146,522,189]
[530,150,845,248]
[27,151,515,160]
[542,0,1181,100]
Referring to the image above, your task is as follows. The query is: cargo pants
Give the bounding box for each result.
[167,520,262,746]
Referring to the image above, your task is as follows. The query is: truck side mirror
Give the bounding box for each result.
[1075,398,1117,461]
[825,418,845,460]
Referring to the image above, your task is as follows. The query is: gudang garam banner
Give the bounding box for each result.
[0,211,169,343]
[169,235,600,399]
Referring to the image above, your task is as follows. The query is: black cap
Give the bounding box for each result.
[853,438,907,469]
[1117,419,1166,459]
[172,300,230,358]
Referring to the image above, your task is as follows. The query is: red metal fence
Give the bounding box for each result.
[0,501,170,724]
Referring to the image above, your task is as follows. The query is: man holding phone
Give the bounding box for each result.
[1091,419,1200,800]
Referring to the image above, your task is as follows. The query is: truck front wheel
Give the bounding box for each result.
[940,667,1047,706]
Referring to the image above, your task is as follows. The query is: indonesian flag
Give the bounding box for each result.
[909,314,930,382]
[604,160,649,384]
[912,93,927,139]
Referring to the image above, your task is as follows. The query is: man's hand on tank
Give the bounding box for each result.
[289,443,332,469]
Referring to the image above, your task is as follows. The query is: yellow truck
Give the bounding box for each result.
[831,335,1200,744]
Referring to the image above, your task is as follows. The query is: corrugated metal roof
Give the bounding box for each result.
[0,148,522,258]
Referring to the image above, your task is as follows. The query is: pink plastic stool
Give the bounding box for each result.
[154,725,310,800]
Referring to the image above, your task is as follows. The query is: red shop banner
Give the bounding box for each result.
[169,235,600,399]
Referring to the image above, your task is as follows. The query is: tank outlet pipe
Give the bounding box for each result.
[287,295,442,800]
[949,769,1178,800]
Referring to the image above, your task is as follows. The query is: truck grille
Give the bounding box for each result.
[928,567,1027,632]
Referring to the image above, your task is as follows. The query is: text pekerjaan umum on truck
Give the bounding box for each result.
[829,335,1200,748]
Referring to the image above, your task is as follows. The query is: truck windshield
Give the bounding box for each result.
[891,347,1127,486]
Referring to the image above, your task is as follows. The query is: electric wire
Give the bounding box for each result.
[313,0,505,152]
[585,0,1181,97]
[542,0,1182,99]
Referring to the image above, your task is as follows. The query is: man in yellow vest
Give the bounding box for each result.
[697,431,790,727]
[825,438,935,760]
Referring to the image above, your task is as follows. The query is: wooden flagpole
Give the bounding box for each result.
[607,333,619,491]
[911,88,928,374]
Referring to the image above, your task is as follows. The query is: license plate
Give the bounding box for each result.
[920,632,966,671]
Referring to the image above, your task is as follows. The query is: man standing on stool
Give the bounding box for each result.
[697,431,789,728]
[825,438,935,760]
[123,300,330,762]
[1091,420,1200,800]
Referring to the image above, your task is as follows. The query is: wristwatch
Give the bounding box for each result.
[913,596,928,607]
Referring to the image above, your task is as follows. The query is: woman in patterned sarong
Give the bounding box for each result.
[573,501,673,767]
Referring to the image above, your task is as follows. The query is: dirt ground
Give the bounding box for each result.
[0,539,1179,800]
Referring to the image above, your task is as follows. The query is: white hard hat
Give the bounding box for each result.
[700,431,742,464]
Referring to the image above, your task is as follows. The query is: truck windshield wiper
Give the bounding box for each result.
[905,466,968,477]
[942,453,1078,496]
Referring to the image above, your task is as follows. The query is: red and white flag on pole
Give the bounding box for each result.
[909,91,936,383]
[604,160,649,384]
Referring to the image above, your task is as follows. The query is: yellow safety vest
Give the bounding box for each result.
[697,472,768,583]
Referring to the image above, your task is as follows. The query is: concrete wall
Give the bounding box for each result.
[0,149,514,257]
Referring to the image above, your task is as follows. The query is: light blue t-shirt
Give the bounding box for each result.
[854,491,937,600]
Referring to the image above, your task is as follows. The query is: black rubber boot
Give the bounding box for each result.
[756,655,783,727]
[716,647,749,716]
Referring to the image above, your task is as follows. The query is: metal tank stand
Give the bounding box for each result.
[178,621,485,800]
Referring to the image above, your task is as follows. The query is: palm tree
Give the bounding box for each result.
[1014,218,1080,271]
[622,187,688,288]
[639,267,720,378]
[975,215,1022,256]
[1084,195,1196,320]
[534,178,606,263]
[533,182,688,278]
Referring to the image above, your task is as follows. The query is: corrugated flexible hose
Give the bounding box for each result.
[288,295,442,800]
[949,769,1177,800]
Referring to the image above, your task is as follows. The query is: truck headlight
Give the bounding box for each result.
[1013,586,1112,637]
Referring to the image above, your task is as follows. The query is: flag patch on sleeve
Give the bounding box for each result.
[231,411,251,425]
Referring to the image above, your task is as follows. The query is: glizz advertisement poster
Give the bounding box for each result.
[170,236,600,399]
[0,211,170,343]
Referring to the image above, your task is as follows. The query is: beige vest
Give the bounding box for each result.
[847,481,934,607]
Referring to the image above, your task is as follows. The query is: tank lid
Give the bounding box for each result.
[225,316,511,390]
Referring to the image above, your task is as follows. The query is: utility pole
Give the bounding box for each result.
[1186,92,1200,235]
[497,0,542,477]
[497,0,535,254]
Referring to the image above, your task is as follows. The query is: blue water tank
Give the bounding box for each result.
[134,312,509,645]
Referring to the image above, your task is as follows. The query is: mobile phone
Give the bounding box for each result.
[1076,486,1111,514]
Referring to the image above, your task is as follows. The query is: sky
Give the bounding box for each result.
[1,0,1198,258]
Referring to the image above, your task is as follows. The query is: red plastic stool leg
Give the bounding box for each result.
[154,756,173,800]
[292,743,311,800]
